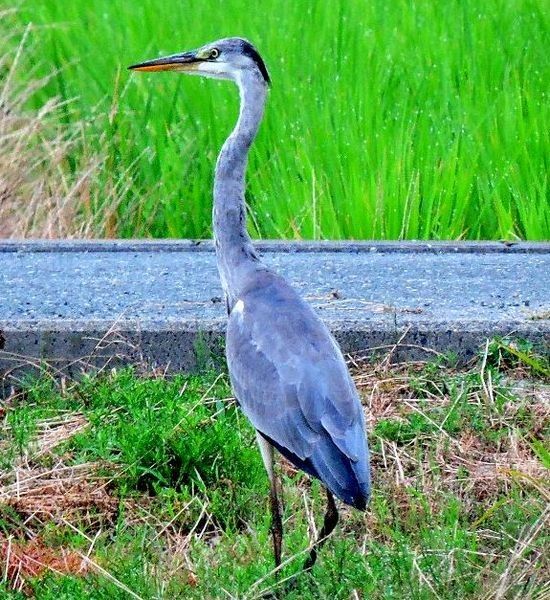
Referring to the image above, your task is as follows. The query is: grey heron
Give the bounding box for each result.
[129,38,371,573]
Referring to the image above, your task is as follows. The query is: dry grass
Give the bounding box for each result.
[350,356,549,600]
[354,357,549,491]
[0,15,126,238]
[0,534,90,595]
[0,413,118,525]
[0,411,107,593]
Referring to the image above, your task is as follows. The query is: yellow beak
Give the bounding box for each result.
[128,51,199,72]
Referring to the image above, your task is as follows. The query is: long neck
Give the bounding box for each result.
[213,72,267,301]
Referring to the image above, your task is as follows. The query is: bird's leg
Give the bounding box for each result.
[269,475,283,568]
[302,488,339,572]
[256,433,283,569]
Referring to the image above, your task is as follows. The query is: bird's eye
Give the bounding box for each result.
[209,48,219,59]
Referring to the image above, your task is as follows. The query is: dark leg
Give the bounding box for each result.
[264,489,338,598]
[302,488,339,572]
[256,433,284,570]
[269,477,283,569]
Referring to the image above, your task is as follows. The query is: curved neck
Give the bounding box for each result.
[213,72,267,300]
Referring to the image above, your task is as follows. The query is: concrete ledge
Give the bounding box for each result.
[0,239,548,253]
[1,240,549,390]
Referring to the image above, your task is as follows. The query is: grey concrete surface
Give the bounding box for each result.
[1,239,548,254]
[1,241,548,389]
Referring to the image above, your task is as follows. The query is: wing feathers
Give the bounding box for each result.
[226,274,371,508]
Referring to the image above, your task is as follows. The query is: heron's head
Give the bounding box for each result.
[128,37,270,86]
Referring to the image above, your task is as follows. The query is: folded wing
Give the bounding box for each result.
[226,273,371,509]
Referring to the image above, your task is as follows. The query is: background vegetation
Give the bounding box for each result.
[1,342,549,598]
[1,0,548,240]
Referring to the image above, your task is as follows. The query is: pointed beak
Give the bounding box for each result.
[128,50,199,73]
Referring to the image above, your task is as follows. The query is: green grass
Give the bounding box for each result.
[1,345,548,598]
[4,0,549,240]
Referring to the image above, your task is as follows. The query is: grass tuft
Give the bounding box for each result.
[0,13,129,238]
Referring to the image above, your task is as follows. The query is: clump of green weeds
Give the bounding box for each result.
[1,340,548,598]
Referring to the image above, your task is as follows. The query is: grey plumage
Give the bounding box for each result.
[226,269,370,509]
[129,36,371,570]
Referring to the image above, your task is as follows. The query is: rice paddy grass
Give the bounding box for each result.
[3,0,549,240]
[1,341,548,598]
